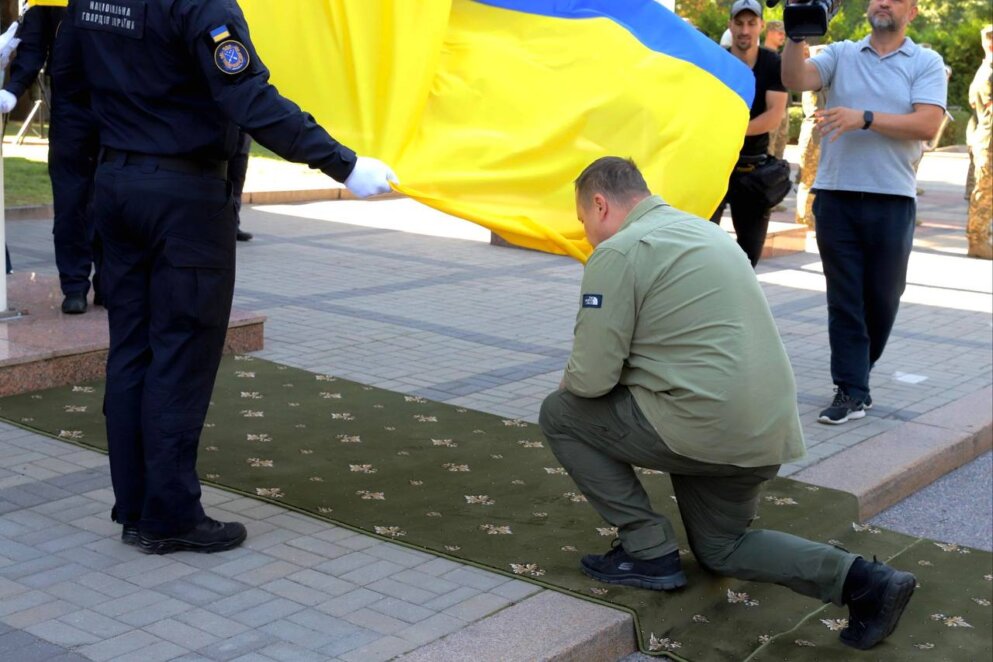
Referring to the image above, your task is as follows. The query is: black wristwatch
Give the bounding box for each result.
[862,110,874,131]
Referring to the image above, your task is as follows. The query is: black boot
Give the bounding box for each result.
[121,524,139,546]
[138,517,247,555]
[61,293,88,314]
[840,556,916,650]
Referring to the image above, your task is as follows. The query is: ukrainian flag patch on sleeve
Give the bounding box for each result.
[209,25,231,43]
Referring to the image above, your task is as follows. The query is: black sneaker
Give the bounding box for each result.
[61,293,88,314]
[580,540,687,591]
[236,229,253,242]
[139,517,246,555]
[841,558,916,650]
[818,388,868,425]
[121,524,139,546]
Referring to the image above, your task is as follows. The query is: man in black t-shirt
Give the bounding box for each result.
[709,0,788,267]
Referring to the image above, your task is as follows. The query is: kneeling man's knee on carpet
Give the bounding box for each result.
[538,390,569,436]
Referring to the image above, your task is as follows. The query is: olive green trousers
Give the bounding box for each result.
[538,386,856,605]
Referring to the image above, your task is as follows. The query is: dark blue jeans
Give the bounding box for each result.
[813,189,916,400]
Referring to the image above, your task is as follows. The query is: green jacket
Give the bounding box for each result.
[563,195,805,467]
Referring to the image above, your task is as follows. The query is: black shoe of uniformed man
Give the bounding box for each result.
[138,517,247,555]
[121,524,139,546]
[580,540,687,591]
[61,293,87,314]
[840,556,916,650]
[236,229,253,242]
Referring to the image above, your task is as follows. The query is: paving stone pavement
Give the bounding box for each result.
[2,149,989,660]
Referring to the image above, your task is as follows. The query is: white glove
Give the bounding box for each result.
[0,90,17,114]
[344,156,398,198]
[0,22,19,69]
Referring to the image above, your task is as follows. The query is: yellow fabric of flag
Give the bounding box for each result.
[242,0,753,262]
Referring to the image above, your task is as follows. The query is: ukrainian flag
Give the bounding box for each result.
[242,0,753,261]
[26,0,68,6]
[209,25,232,43]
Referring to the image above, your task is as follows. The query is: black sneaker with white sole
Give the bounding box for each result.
[818,388,868,425]
[580,540,687,591]
[139,517,246,555]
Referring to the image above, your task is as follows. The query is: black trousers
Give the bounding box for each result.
[813,189,916,401]
[709,168,773,267]
[93,155,236,535]
[48,95,101,297]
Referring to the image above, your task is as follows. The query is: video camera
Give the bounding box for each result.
[765,0,844,40]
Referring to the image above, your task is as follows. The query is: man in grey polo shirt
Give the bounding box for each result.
[781,0,947,425]
[539,157,917,651]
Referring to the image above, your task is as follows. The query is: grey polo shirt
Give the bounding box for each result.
[563,196,805,468]
[810,36,947,198]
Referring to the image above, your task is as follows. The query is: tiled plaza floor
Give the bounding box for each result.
[1,149,989,660]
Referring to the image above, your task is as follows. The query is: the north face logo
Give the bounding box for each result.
[582,294,603,308]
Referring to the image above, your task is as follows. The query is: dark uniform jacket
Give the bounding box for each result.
[4,5,65,98]
[52,0,356,179]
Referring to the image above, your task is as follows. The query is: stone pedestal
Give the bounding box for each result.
[0,272,264,397]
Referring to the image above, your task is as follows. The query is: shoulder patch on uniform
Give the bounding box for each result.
[582,294,603,308]
[214,40,250,75]
[209,25,232,43]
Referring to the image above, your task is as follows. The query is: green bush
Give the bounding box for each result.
[936,107,970,149]
[909,20,988,111]
[787,105,803,144]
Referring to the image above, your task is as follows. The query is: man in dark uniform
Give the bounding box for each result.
[53,0,397,554]
[0,0,100,314]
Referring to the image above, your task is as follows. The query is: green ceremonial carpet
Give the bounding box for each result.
[1,355,990,660]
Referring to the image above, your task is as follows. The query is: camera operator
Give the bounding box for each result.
[781,0,947,425]
[709,0,788,267]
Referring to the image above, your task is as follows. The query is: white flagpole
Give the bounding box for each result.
[1,84,8,315]
[1,130,6,315]
[1,17,23,316]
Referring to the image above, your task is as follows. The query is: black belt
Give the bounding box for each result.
[101,148,228,179]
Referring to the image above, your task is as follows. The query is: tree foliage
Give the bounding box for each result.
[676,0,991,109]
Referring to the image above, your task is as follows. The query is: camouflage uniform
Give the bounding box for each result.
[965,115,976,199]
[768,98,790,159]
[795,87,823,227]
[769,99,790,159]
[764,22,789,160]
[967,49,992,259]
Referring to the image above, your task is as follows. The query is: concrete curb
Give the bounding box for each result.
[3,188,404,221]
[794,386,993,520]
[400,388,992,661]
[243,187,404,205]
[4,204,53,221]
[399,591,635,662]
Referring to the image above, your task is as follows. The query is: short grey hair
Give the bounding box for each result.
[574,157,650,205]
